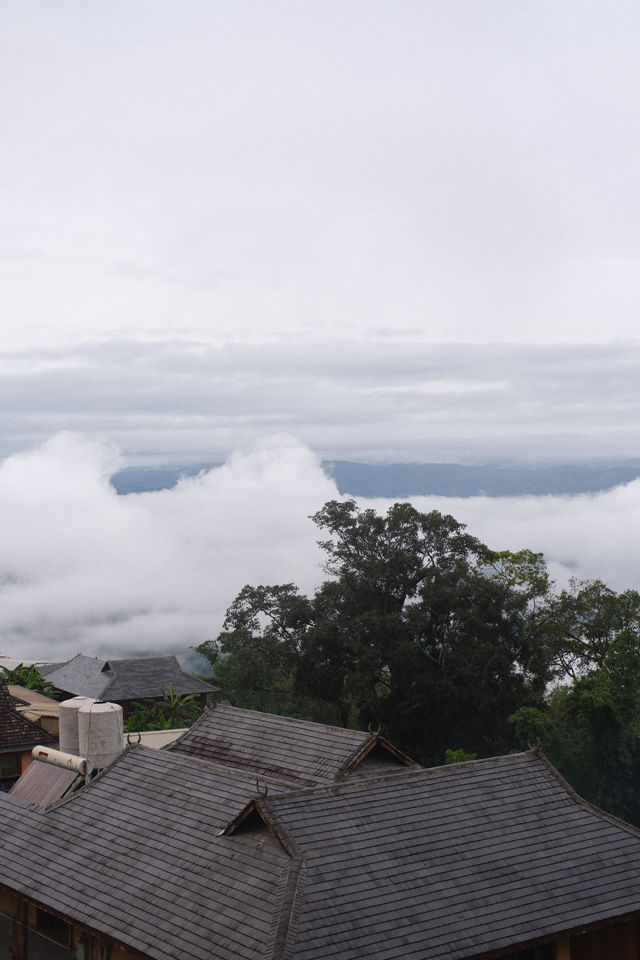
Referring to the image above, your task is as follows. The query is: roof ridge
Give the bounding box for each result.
[140,741,298,787]
[264,750,539,803]
[267,836,305,960]
[534,748,640,839]
[215,702,370,738]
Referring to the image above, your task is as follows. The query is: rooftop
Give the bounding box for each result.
[3,746,640,959]
[168,701,417,786]
[0,683,57,755]
[40,653,218,701]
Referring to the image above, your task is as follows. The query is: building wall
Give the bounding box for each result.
[0,749,33,789]
[0,887,149,960]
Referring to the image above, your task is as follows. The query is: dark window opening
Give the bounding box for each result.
[34,908,71,947]
[0,754,19,780]
[499,947,554,960]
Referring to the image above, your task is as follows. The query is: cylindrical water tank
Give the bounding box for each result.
[59,697,96,755]
[78,701,124,770]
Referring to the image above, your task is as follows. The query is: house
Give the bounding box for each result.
[38,652,219,719]
[2,709,640,959]
[0,683,57,791]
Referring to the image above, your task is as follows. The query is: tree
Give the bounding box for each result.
[197,584,315,717]
[197,500,553,763]
[540,579,640,680]
[510,584,640,825]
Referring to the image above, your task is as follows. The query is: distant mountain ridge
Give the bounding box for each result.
[110,460,640,498]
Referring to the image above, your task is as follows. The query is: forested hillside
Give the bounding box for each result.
[197,500,640,826]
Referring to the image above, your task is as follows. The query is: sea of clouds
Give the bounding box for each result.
[1,432,639,665]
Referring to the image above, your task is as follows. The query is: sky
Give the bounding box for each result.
[1,3,640,661]
[1,1,640,465]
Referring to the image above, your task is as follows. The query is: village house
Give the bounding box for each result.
[38,652,218,720]
[2,705,640,958]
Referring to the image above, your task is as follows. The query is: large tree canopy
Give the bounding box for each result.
[198,500,640,823]
[197,500,553,764]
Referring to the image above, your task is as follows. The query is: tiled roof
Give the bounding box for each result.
[4,731,640,959]
[39,654,107,698]
[256,751,640,960]
[0,683,57,754]
[0,747,290,960]
[40,653,218,700]
[168,703,415,786]
[104,655,218,700]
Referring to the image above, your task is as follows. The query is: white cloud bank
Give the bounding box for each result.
[1,434,639,664]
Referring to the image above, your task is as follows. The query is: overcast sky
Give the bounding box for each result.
[2,1,640,465]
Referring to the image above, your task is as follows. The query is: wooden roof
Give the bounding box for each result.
[168,702,416,786]
[40,653,218,700]
[0,682,56,754]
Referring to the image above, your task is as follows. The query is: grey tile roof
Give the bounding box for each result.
[257,751,640,960]
[39,653,109,698]
[168,703,415,786]
[40,653,218,700]
[4,737,640,960]
[103,655,218,700]
[0,746,290,960]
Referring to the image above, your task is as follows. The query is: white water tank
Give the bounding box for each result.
[59,696,96,755]
[78,701,124,770]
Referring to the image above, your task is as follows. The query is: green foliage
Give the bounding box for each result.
[0,663,60,699]
[510,618,640,825]
[125,684,203,732]
[444,748,478,764]
[540,579,640,681]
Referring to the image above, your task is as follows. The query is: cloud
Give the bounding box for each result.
[1,433,639,665]
[0,434,334,662]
